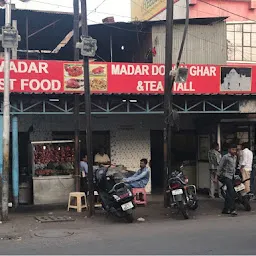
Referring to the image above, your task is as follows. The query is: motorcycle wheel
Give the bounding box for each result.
[189,197,198,211]
[243,197,251,211]
[124,212,134,223]
[178,201,189,219]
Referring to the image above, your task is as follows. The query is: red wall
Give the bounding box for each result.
[189,0,256,21]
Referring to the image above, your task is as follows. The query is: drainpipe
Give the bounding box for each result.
[12,116,19,208]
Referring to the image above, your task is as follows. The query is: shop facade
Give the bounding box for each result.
[1,59,256,205]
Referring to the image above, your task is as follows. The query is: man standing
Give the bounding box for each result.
[240,142,253,194]
[123,159,149,188]
[80,153,88,194]
[208,142,222,198]
[217,144,237,216]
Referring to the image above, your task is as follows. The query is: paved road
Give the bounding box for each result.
[1,214,256,255]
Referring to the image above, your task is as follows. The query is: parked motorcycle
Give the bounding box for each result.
[220,175,252,211]
[94,166,135,223]
[166,164,198,219]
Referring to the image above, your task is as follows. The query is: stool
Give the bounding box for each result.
[67,192,87,212]
[132,188,147,206]
[87,191,102,208]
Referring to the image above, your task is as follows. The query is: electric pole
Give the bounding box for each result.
[73,0,80,192]
[0,0,27,220]
[163,0,174,207]
[79,0,97,217]
[163,0,189,207]
[1,0,12,221]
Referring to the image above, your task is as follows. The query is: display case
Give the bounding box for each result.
[31,140,76,205]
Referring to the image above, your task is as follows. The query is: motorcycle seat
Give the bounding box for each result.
[108,182,126,194]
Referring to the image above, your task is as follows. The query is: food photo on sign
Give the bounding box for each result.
[63,62,108,92]
[64,63,84,91]
[89,63,108,91]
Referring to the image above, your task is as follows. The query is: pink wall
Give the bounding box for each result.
[189,0,256,21]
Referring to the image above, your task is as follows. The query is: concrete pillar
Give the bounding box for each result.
[217,123,221,151]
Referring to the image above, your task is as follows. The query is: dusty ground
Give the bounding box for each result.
[0,196,256,254]
[1,195,256,237]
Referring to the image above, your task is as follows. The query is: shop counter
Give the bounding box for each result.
[33,175,75,205]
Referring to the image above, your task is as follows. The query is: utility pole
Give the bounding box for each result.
[0,0,22,220]
[1,0,12,221]
[163,0,174,207]
[163,0,189,207]
[79,0,97,217]
[73,0,80,192]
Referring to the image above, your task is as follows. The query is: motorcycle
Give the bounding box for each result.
[220,175,252,211]
[166,164,198,219]
[94,166,135,223]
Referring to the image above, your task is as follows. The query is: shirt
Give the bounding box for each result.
[124,167,149,188]
[208,149,221,170]
[217,153,237,180]
[240,148,253,171]
[94,153,110,164]
[80,161,88,178]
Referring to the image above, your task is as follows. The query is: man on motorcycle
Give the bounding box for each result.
[217,144,237,216]
[123,159,149,188]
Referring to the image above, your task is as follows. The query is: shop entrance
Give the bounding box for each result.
[150,130,164,192]
[150,130,197,192]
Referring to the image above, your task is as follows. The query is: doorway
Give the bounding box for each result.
[150,129,197,192]
[150,130,164,192]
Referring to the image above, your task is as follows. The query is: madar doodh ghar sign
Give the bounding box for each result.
[0,59,255,95]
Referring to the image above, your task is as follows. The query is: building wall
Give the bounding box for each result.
[111,129,151,192]
[152,22,227,64]
[131,0,256,22]
[18,114,197,193]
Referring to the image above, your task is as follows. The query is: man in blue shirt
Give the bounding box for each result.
[123,159,149,188]
[80,153,88,194]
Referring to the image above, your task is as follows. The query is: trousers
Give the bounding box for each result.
[209,170,222,198]
[223,177,236,212]
[241,169,251,193]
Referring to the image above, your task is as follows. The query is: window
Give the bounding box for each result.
[227,23,256,62]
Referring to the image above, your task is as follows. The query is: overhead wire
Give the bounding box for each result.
[129,0,255,61]
[24,0,256,60]
[52,0,108,54]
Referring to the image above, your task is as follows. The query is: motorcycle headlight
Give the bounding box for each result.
[113,195,120,201]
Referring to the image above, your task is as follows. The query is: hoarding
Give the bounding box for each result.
[0,59,255,95]
[131,0,167,21]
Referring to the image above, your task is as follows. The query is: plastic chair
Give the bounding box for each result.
[67,192,87,212]
[132,188,147,206]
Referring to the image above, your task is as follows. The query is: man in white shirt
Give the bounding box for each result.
[240,142,253,193]
[94,147,111,165]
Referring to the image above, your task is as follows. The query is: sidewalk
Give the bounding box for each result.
[1,195,256,240]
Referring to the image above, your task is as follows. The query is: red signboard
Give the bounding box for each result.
[0,59,255,95]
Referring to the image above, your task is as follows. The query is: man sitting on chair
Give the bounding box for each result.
[123,159,149,188]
